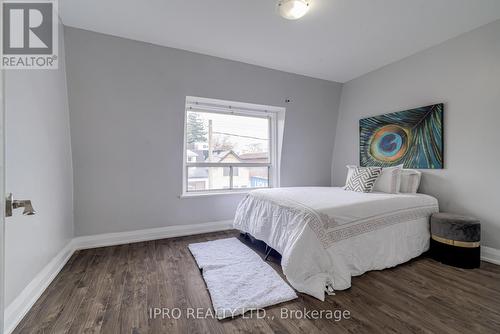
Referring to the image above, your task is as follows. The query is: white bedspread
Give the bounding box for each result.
[233,187,439,300]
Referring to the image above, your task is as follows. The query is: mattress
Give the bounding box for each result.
[233,187,439,300]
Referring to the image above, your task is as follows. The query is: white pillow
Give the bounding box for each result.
[399,169,422,193]
[373,165,403,194]
[345,165,403,194]
[345,165,357,184]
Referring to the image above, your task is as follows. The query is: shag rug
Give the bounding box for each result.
[188,237,297,319]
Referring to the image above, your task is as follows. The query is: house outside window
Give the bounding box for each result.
[182,96,285,196]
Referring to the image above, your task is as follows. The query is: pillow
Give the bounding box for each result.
[372,164,403,194]
[400,169,422,193]
[346,165,403,194]
[344,167,383,193]
[345,165,357,184]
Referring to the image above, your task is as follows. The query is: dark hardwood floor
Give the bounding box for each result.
[13,230,500,334]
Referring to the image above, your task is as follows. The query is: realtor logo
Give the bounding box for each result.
[2,0,58,69]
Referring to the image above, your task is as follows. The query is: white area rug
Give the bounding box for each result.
[188,237,297,319]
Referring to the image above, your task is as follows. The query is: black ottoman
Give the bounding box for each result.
[430,213,480,269]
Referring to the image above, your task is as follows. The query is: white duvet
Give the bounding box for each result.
[233,187,439,300]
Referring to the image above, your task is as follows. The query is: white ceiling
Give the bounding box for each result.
[60,0,500,83]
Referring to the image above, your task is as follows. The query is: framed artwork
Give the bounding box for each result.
[360,103,443,169]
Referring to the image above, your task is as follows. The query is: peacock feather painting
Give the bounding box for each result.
[360,104,443,169]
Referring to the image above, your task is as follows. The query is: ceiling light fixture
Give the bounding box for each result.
[277,0,311,20]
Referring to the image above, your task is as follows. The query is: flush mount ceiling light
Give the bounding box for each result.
[277,0,311,20]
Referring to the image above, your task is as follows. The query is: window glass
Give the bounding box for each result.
[187,167,230,192]
[186,111,270,164]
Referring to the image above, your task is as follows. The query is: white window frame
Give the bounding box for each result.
[181,96,285,197]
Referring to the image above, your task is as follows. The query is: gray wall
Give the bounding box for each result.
[5,23,74,305]
[64,27,342,236]
[332,20,500,248]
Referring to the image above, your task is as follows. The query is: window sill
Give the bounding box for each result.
[179,190,251,198]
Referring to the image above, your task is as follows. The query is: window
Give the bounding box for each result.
[223,167,238,177]
[183,96,284,195]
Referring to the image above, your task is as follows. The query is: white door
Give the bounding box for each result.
[0,2,5,330]
[0,68,5,334]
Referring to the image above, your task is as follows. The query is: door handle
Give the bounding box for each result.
[6,193,36,217]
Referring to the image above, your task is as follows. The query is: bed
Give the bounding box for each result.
[233,187,439,300]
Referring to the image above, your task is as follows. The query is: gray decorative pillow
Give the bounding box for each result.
[344,167,383,193]
[399,169,422,193]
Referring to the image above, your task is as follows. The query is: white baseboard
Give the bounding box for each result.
[4,241,74,334]
[72,220,233,250]
[4,220,234,333]
[481,246,500,265]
